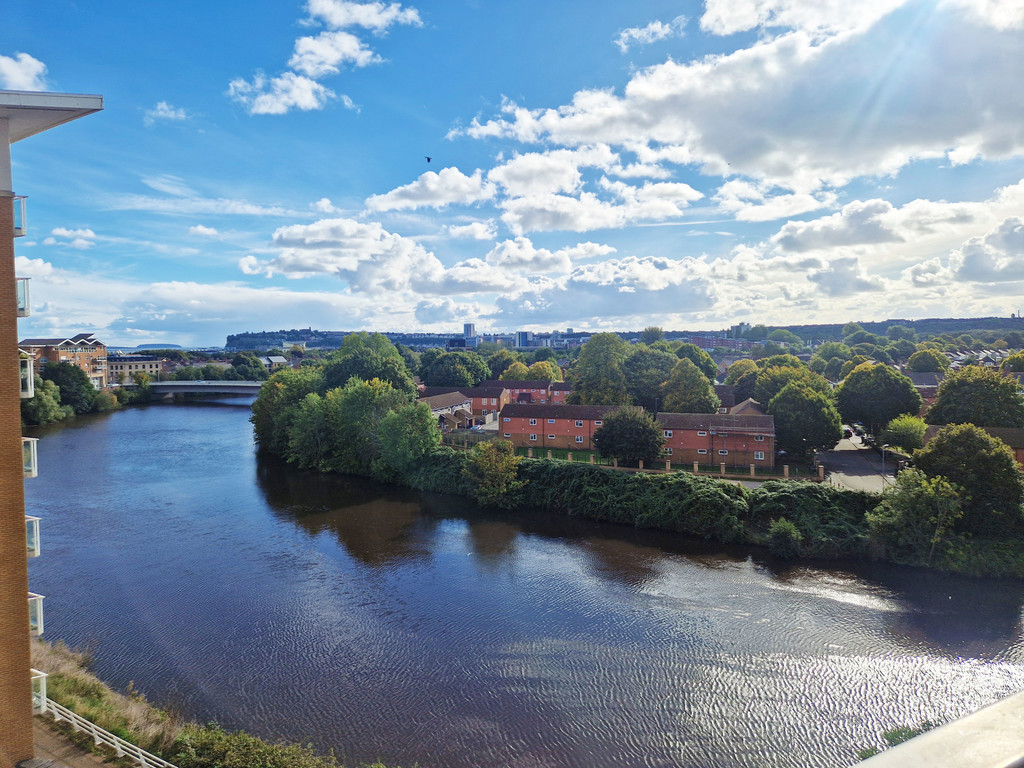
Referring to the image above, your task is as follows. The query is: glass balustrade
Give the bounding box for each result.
[30,669,47,714]
[13,195,27,237]
[26,515,40,557]
[16,277,30,316]
[28,592,44,636]
[23,437,38,478]
[20,356,34,399]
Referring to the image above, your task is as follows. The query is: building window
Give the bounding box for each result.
[529,434,537,441]
[755,451,765,461]
[503,433,511,438]
[575,436,584,443]
[697,449,708,455]
[594,420,602,426]
[529,418,537,425]
[548,434,556,440]
[664,430,673,438]
[718,449,728,456]
[698,431,707,436]
[755,435,765,442]
[575,420,583,427]
[503,417,510,422]
[665,448,673,456]
[547,419,556,424]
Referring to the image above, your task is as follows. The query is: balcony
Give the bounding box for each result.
[13,195,27,237]
[26,515,40,557]
[30,669,47,714]
[20,354,34,399]
[16,277,30,316]
[23,436,38,478]
[28,592,44,636]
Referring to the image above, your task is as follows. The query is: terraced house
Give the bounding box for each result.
[499,403,614,450]
[656,413,776,469]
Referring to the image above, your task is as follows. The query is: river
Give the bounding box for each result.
[24,399,1024,768]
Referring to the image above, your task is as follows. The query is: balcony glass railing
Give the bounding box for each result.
[16,277,30,316]
[13,195,27,237]
[30,669,47,714]
[26,515,40,557]
[20,356,34,399]
[23,437,38,478]
[28,592,44,636]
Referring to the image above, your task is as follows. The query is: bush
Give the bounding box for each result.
[767,518,803,558]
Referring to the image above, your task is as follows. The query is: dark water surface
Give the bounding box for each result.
[25,401,1024,767]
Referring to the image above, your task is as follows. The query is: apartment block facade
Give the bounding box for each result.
[499,403,615,450]
[19,332,107,388]
[656,412,776,468]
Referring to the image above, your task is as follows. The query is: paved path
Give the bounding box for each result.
[24,718,112,768]
[818,434,895,493]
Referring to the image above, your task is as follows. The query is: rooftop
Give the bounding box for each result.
[0,90,104,142]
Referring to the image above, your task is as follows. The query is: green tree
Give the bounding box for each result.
[40,361,96,414]
[879,414,927,452]
[914,423,1024,536]
[421,351,490,387]
[567,333,631,405]
[661,358,720,413]
[323,335,416,397]
[464,440,526,508]
[21,376,70,425]
[623,346,677,411]
[886,324,916,341]
[319,377,409,474]
[753,365,831,406]
[526,360,562,381]
[592,406,665,467]
[499,361,530,380]
[1000,352,1024,372]
[885,338,918,361]
[286,392,335,470]
[724,358,758,385]
[767,329,802,345]
[811,341,853,365]
[250,366,326,454]
[640,326,665,344]
[756,353,804,370]
[836,362,922,435]
[839,355,870,380]
[486,349,521,380]
[866,469,963,566]
[675,343,718,380]
[907,349,950,373]
[377,401,441,476]
[926,366,1024,428]
[767,382,843,459]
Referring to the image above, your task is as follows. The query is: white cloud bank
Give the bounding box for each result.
[0,52,48,90]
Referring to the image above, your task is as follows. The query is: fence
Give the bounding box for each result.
[44,697,180,768]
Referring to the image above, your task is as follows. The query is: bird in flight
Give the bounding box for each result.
[425,156,432,162]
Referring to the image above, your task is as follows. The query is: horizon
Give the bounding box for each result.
[4,0,1024,348]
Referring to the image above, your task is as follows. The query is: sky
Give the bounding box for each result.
[3,0,1024,348]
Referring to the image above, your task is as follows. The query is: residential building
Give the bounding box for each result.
[257,355,289,372]
[656,412,776,468]
[19,332,107,388]
[419,385,510,420]
[479,379,568,405]
[499,403,615,450]
[107,354,171,382]
[420,391,472,431]
[1,89,103,768]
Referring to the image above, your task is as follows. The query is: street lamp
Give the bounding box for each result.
[881,444,889,477]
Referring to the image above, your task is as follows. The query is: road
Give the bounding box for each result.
[818,434,894,493]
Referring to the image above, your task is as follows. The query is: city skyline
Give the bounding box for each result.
[3,0,1024,347]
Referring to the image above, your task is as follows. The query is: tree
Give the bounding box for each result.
[421,351,490,388]
[526,360,561,381]
[623,346,677,411]
[886,324,916,341]
[567,333,631,405]
[661,359,720,413]
[40,362,96,414]
[866,469,962,566]
[323,335,416,398]
[767,382,843,459]
[675,343,718,380]
[1000,352,1024,372]
[320,377,409,474]
[914,423,1024,536]
[907,349,950,373]
[250,366,325,454]
[836,363,922,435]
[885,339,918,361]
[724,358,758,385]
[811,341,853,366]
[757,353,804,370]
[500,361,530,380]
[21,376,70,425]
[378,401,441,475]
[879,414,927,452]
[464,440,526,508]
[767,329,802,345]
[753,365,831,407]
[640,326,665,344]
[926,366,1024,428]
[592,407,665,467]
[839,355,870,380]
[487,349,521,380]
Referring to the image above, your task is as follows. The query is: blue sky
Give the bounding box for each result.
[4,0,1024,347]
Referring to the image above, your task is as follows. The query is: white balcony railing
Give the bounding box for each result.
[45,697,181,768]
[26,515,40,557]
[20,355,34,399]
[28,592,44,636]
[16,277,30,316]
[30,669,47,714]
[13,195,27,237]
[23,437,38,478]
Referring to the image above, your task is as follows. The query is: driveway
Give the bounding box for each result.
[818,434,895,493]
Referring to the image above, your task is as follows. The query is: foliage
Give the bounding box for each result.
[322,336,416,398]
[661,358,720,413]
[526,360,562,381]
[866,469,963,566]
[421,350,490,387]
[753,365,830,406]
[757,353,804,370]
[93,390,118,412]
[914,423,1024,536]
[879,414,927,451]
[767,518,803,558]
[885,338,918,361]
[1001,351,1024,372]
[499,361,531,380]
[41,361,97,414]
[250,366,325,454]
[767,382,843,459]
[838,355,870,380]
[675,343,718,380]
[767,329,802,345]
[464,440,527,508]
[724,358,758,385]
[21,376,71,425]
[907,348,950,372]
[567,333,631,405]
[836,362,922,434]
[640,326,665,344]
[886,324,916,341]
[592,406,666,466]
[623,345,678,411]
[926,365,1024,428]
[732,368,758,403]
[378,401,442,475]
[172,724,348,768]
[487,349,522,379]
[318,378,408,474]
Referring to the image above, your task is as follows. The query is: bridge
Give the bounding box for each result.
[135,381,264,397]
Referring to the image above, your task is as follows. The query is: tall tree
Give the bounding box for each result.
[907,349,950,372]
[724,358,758,385]
[567,333,631,405]
[526,360,562,381]
[661,359,720,413]
[486,349,521,379]
[323,334,416,398]
[675,343,718,380]
[40,361,96,414]
[421,351,490,388]
[250,366,326,455]
[926,366,1024,428]
[879,414,927,452]
[836,363,922,435]
[767,382,843,459]
[640,326,665,344]
[464,440,526,508]
[378,402,441,475]
[623,345,678,411]
[592,406,665,467]
[753,365,831,406]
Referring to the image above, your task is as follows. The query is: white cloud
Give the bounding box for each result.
[312,197,342,214]
[951,216,1024,281]
[484,237,572,272]
[700,0,908,37]
[43,227,97,250]
[228,72,337,115]
[305,0,422,31]
[366,167,496,211]
[289,30,380,77]
[142,175,197,197]
[715,180,836,222]
[143,101,188,127]
[614,16,687,53]
[806,256,885,296]
[943,0,1024,30]
[110,192,309,218]
[189,225,219,236]
[0,52,48,90]
[446,220,497,240]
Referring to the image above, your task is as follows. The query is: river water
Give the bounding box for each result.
[24,399,1024,768]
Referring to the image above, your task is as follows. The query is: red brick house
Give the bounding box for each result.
[480,379,568,405]
[419,391,473,431]
[419,386,511,420]
[499,403,614,450]
[656,412,776,468]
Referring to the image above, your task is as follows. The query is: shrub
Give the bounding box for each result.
[767,518,803,558]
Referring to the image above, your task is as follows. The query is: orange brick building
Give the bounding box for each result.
[480,379,571,404]
[656,412,776,468]
[499,403,614,450]
[19,332,107,388]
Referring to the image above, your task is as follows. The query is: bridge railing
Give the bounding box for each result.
[45,697,180,768]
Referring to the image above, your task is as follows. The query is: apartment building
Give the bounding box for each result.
[0,89,103,768]
[19,332,107,389]
[420,385,511,419]
[478,379,570,405]
[656,412,776,468]
[499,403,615,450]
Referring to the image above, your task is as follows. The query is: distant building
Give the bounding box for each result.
[107,354,171,382]
[19,332,108,388]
